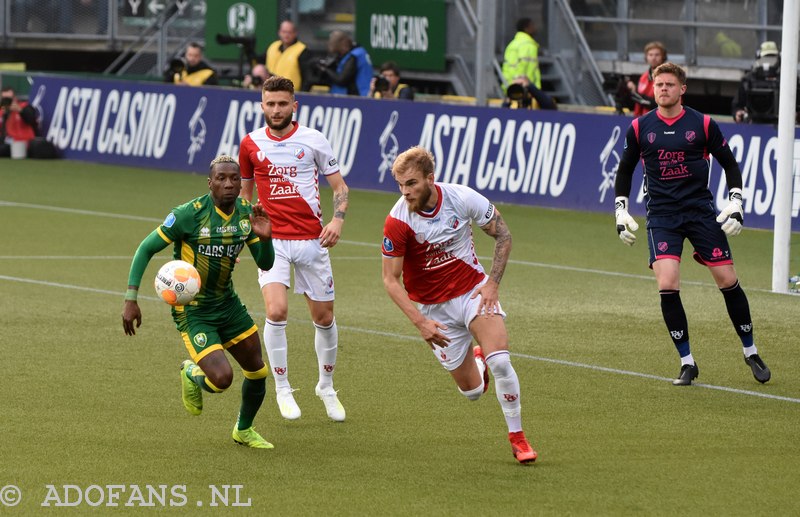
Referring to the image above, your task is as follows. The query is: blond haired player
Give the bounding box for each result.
[381,146,537,464]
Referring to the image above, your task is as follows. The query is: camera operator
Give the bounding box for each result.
[502,77,556,110]
[731,41,798,124]
[316,31,373,97]
[369,62,414,100]
[164,42,218,86]
[0,87,39,158]
[241,64,271,90]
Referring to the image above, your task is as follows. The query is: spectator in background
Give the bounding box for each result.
[626,41,667,116]
[502,18,541,90]
[265,20,312,92]
[0,87,39,157]
[165,42,218,86]
[715,31,742,59]
[501,18,555,110]
[317,30,373,97]
[242,64,271,90]
[370,61,414,100]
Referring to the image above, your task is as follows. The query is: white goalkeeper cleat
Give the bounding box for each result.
[315,384,346,422]
[276,387,301,420]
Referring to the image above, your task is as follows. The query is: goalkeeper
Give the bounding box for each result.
[121,155,277,448]
[612,62,770,387]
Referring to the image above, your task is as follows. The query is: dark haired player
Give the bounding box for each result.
[613,62,770,386]
[239,76,349,423]
[122,155,277,447]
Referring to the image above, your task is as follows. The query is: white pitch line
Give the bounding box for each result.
[2,200,794,294]
[0,275,159,301]
[1,272,797,405]
[0,201,162,222]
[512,353,800,404]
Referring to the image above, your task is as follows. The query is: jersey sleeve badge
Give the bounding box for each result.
[163,212,176,228]
[382,236,394,253]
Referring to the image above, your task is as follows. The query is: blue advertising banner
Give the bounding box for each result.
[29,75,800,231]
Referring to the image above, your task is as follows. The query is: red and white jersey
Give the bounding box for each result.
[239,122,340,240]
[382,183,494,304]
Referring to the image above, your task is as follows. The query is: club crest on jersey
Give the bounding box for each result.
[239,219,251,234]
[447,216,460,229]
[414,232,426,244]
[294,147,305,160]
[685,130,696,142]
[163,212,176,228]
[658,241,668,252]
[647,132,656,144]
[382,236,394,252]
[193,333,208,348]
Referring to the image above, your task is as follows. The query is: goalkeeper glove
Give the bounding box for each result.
[615,196,639,246]
[716,188,743,236]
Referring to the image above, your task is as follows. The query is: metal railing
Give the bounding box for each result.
[104,2,202,76]
[548,0,612,106]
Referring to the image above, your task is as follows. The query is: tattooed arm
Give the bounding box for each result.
[470,207,513,316]
[319,172,349,248]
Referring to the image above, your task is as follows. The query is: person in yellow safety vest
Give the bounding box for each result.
[166,42,218,86]
[502,18,540,90]
[266,21,312,92]
[370,61,415,100]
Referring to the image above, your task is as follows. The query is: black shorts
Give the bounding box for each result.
[646,205,734,268]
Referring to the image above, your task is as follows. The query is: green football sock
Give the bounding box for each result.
[237,377,266,430]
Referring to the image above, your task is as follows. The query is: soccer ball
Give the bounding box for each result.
[154,260,201,306]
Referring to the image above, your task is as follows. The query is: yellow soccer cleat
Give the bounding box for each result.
[180,360,203,416]
[232,425,274,449]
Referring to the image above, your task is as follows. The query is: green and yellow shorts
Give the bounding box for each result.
[172,296,257,363]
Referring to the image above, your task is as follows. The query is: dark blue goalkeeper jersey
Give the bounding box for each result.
[616,106,738,217]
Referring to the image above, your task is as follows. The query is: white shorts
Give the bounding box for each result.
[420,282,506,372]
[257,238,335,302]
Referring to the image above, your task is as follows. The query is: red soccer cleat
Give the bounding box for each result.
[509,431,538,464]
[473,345,490,393]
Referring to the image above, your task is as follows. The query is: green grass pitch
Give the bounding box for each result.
[1,160,799,515]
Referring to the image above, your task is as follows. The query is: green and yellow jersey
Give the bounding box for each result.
[158,194,256,308]
[126,194,273,311]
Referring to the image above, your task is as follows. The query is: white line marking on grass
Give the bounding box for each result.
[0,201,162,222]
[0,275,158,301]
[2,271,797,404]
[0,202,792,295]
[512,353,800,403]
